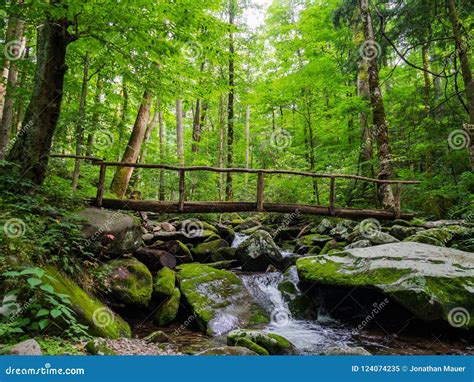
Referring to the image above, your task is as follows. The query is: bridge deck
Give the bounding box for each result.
[94,199,415,220]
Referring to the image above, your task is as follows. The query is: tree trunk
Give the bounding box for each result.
[72,51,90,190]
[447,0,474,169]
[360,0,395,209]
[218,94,225,201]
[110,91,152,198]
[0,11,25,159]
[158,100,165,200]
[421,45,431,112]
[245,105,250,169]
[176,98,184,165]
[192,99,201,153]
[117,80,128,161]
[85,73,103,157]
[226,0,235,201]
[6,10,72,185]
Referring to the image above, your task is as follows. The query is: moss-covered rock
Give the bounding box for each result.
[197,346,258,355]
[205,260,239,270]
[176,264,268,335]
[296,242,474,329]
[152,288,181,326]
[85,338,116,355]
[214,247,237,261]
[389,225,422,240]
[234,337,269,355]
[227,329,297,355]
[191,239,229,262]
[151,240,193,264]
[297,234,332,247]
[214,224,236,245]
[145,330,171,343]
[45,267,131,338]
[104,258,153,306]
[76,208,142,258]
[278,280,316,320]
[404,225,468,247]
[154,267,176,296]
[235,230,283,271]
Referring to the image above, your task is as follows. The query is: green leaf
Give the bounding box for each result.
[36,309,49,317]
[20,268,45,278]
[40,284,54,293]
[2,271,20,277]
[50,309,62,318]
[27,278,42,287]
[39,319,50,330]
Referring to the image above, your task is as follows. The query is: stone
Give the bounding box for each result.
[235,230,283,271]
[296,242,474,329]
[153,288,181,326]
[214,247,237,261]
[177,264,268,335]
[134,247,176,272]
[278,278,316,320]
[8,339,42,355]
[104,258,153,306]
[197,346,258,355]
[160,222,176,232]
[404,225,468,247]
[274,227,303,242]
[205,260,239,270]
[215,224,236,245]
[45,267,131,338]
[321,346,371,355]
[227,330,297,355]
[154,267,176,296]
[345,240,372,249]
[153,230,219,245]
[85,338,115,355]
[389,225,422,240]
[191,239,230,263]
[76,208,142,258]
[145,330,171,343]
[151,240,193,264]
[234,220,261,232]
[142,233,155,243]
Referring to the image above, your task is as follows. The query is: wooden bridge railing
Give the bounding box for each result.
[50,154,421,219]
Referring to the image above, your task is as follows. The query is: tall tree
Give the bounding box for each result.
[360,0,395,209]
[176,98,184,165]
[7,2,74,185]
[110,91,153,198]
[226,0,235,201]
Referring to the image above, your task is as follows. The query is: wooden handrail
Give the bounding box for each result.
[50,154,103,162]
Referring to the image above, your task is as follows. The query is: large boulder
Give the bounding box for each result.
[227,329,297,355]
[151,240,193,264]
[191,239,229,263]
[45,267,131,338]
[103,258,153,306]
[197,346,258,355]
[404,225,468,247]
[296,242,474,329]
[6,339,42,355]
[235,230,283,271]
[176,264,268,335]
[77,208,142,258]
[151,266,180,326]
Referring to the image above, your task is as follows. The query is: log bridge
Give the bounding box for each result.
[51,154,420,220]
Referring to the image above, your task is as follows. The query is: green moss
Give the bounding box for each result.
[153,288,181,326]
[192,239,229,262]
[234,338,269,355]
[85,338,116,355]
[227,330,296,355]
[45,266,131,339]
[298,234,332,247]
[37,337,84,355]
[106,258,153,306]
[154,267,176,296]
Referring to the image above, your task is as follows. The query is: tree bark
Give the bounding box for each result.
[360,0,395,209]
[447,0,474,169]
[110,91,152,198]
[0,10,25,159]
[176,98,184,165]
[226,0,235,201]
[85,73,103,157]
[192,98,201,153]
[6,6,72,185]
[158,100,165,200]
[218,94,225,201]
[117,80,128,161]
[72,51,90,190]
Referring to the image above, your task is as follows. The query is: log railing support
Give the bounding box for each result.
[256,171,265,211]
[95,163,107,207]
[178,169,185,212]
[329,176,336,216]
[394,182,401,219]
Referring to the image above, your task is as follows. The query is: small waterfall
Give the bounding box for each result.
[231,233,248,248]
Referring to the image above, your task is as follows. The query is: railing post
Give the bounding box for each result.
[256,171,265,212]
[329,176,336,216]
[95,162,107,207]
[178,169,185,212]
[394,182,401,218]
